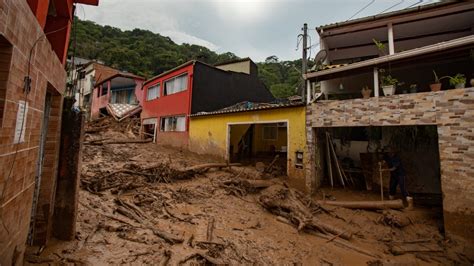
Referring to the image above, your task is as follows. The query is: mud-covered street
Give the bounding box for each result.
[24,118,472,265]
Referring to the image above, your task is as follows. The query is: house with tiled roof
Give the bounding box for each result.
[189,99,306,182]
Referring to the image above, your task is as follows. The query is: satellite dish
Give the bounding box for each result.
[313,49,328,71]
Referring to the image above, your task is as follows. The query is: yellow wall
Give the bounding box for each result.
[229,124,251,154]
[189,106,306,181]
[251,124,288,154]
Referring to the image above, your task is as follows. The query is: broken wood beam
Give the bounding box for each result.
[152,229,184,244]
[85,125,108,133]
[84,139,153,145]
[311,232,379,258]
[318,199,404,210]
[310,219,352,240]
[183,162,241,172]
[264,154,280,173]
[206,217,215,242]
[390,243,443,255]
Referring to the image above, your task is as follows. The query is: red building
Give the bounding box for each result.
[141,58,274,147]
[0,0,98,264]
[91,72,145,120]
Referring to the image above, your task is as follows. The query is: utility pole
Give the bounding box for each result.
[301,23,308,100]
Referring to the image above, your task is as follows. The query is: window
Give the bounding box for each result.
[263,126,277,140]
[0,36,12,125]
[100,82,108,96]
[160,116,186,132]
[164,74,188,95]
[146,84,160,101]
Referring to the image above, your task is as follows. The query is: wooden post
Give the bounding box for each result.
[53,97,85,240]
[379,162,384,201]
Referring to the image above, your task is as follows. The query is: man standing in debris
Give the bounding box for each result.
[383,147,413,209]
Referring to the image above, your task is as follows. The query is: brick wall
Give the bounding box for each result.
[0,0,66,264]
[305,88,474,243]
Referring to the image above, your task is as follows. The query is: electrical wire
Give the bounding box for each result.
[347,0,376,21]
[296,34,303,51]
[406,0,423,8]
[378,0,405,14]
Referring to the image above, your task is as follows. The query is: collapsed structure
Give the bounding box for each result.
[91,72,145,120]
[69,60,123,118]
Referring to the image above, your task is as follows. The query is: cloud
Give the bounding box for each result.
[161,30,220,51]
[80,0,219,51]
[80,0,436,62]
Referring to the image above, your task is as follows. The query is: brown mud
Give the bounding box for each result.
[25,117,472,265]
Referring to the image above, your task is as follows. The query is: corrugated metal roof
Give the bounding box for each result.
[190,101,305,117]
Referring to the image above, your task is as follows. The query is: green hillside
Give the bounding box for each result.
[71,18,303,98]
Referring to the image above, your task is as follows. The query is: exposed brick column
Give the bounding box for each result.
[305,108,317,193]
[52,97,84,240]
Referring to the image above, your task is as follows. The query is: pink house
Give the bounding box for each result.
[91,72,145,120]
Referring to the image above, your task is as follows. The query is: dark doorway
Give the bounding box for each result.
[317,125,444,232]
[229,122,288,176]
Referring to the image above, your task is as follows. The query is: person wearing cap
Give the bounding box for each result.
[383,146,413,209]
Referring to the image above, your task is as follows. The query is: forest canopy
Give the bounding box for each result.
[70,18,303,98]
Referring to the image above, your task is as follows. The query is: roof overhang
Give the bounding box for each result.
[317,1,471,35]
[76,0,99,6]
[190,102,305,117]
[304,35,474,81]
[97,73,144,86]
[144,61,195,85]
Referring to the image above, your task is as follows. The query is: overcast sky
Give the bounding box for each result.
[80,0,437,62]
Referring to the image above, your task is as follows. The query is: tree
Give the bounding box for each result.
[70,18,302,98]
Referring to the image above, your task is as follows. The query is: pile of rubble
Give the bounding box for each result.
[24,117,472,265]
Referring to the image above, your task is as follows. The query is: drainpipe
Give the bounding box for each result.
[306,79,311,104]
[373,67,379,97]
[388,23,395,55]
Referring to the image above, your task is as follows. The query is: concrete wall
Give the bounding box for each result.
[0,0,68,264]
[305,88,474,243]
[189,106,306,184]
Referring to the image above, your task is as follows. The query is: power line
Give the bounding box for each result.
[406,0,424,8]
[378,0,405,14]
[347,0,376,21]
